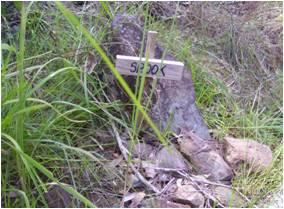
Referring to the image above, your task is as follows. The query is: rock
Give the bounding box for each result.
[142,197,191,208]
[223,136,273,172]
[178,131,233,181]
[149,2,180,21]
[127,142,155,160]
[171,184,205,207]
[212,186,246,207]
[44,185,73,208]
[111,14,144,58]
[110,14,211,140]
[155,144,190,172]
[151,45,211,140]
[141,161,157,178]
[110,13,233,182]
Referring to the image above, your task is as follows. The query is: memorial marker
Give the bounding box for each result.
[115,31,184,80]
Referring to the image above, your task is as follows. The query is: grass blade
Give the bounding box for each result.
[15,2,28,191]
[2,133,96,208]
[55,2,167,146]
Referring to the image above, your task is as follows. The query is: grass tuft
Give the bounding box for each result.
[1,1,282,207]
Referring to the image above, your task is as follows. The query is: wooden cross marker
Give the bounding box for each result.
[115,31,184,80]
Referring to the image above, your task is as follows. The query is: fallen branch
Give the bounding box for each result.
[177,171,225,208]
[111,123,160,194]
[158,178,176,196]
[187,173,254,207]
[177,171,257,208]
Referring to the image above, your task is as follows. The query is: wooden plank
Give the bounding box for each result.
[145,31,157,59]
[115,55,184,80]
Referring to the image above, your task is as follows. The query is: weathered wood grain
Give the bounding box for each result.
[145,31,157,59]
[115,55,184,80]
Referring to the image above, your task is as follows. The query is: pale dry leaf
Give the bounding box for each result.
[125,174,142,188]
[141,161,157,178]
[105,155,123,168]
[123,192,137,202]
[176,178,183,187]
[84,52,97,74]
[129,192,146,208]
[127,142,155,160]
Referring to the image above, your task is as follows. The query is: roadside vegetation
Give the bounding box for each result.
[1,1,282,207]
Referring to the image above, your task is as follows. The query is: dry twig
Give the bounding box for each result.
[111,123,160,194]
[177,171,226,208]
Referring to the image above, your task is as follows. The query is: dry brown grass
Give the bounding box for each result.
[151,1,282,109]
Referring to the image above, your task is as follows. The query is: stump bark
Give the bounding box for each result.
[109,14,233,181]
[110,14,210,140]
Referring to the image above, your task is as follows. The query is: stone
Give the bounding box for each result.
[155,144,190,172]
[44,185,73,208]
[211,186,246,207]
[110,14,211,140]
[223,136,273,172]
[141,161,157,178]
[142,197,191,208]
[178,131,233,181]
[151,45,211,140]
[171,184,205,207]
[127,142,155,160]
[110,14,233,182]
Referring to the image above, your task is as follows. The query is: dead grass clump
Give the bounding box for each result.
[184,1,282,109]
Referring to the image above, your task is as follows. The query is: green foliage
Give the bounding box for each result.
[1,1,282,207]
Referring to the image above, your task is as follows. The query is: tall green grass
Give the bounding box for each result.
[55,2,167,146]
[15,1,29,193]
[1,2,110,207]
[1,1,282,208]
[1,2,168,207]
[151,15,282,206]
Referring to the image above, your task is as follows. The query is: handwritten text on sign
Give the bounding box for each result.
[115,55,184,80]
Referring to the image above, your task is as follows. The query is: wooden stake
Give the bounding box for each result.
[115,30,184,80]
[145,31,157,59]
[116,55,184,80]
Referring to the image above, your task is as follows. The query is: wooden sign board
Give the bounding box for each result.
[115,55,184,80]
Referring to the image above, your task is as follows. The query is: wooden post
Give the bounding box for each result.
[115,30,184,132]
[139,31,157,131]
[115,30,184,80]
[115,55,184,80]
[145,31,157,59]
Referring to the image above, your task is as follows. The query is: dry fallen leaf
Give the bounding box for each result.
[176,178,183,187]
[129,192,146,207]
[105,155,123,168]
[127,142,155,160]
[84,52,97,74]
[123,192,146,208]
